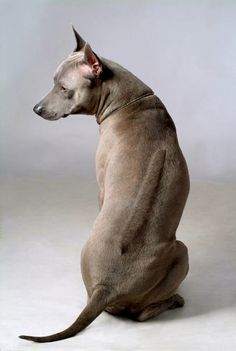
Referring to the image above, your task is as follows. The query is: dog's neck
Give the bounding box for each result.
[95,58,153,125]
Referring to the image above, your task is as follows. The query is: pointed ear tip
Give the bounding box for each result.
[84,42,91,49]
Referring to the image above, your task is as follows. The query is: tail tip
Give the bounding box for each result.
[19,335,33,341]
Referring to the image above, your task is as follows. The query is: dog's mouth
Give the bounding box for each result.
[34,109,70,121]
[46,113,69,121]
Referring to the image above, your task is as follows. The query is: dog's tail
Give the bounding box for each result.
[19,286,112,343]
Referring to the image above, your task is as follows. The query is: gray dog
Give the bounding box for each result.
[19,28,190,343]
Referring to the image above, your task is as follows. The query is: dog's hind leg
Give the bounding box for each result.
[127,240,188,322]
[134,294,184,322]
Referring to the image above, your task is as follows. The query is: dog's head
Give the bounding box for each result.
[33,27,103,121]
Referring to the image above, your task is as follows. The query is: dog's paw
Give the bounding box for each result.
[168,294,185,309]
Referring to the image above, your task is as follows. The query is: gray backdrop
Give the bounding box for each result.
[1,0,235,182]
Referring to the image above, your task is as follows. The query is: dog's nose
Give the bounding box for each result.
[33,104,44,116]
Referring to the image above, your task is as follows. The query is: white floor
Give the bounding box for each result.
[1,176,236,351]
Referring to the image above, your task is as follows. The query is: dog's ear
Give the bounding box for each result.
[83,43,102,78]
[72,26,86,52]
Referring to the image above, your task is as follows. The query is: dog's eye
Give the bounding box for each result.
[68,90,74,99]
[60,85,67,91]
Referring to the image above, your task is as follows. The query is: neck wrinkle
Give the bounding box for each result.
[98,92,155,125]
[94,57,154,125]
[95,82,111,124]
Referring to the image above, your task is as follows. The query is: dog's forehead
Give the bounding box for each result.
[54,52,84,81]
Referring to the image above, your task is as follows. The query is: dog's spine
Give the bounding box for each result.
[19,286,111,343]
